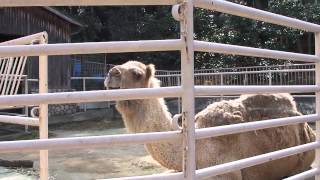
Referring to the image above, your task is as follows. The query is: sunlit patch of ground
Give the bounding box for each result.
[0,110,167,180]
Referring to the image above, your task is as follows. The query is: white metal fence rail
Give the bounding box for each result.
[156,67,315,87]
[0,1,319,180]
[71,64,315,90]
[70,64,315,114]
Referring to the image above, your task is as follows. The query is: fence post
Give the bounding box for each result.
[220,73,224,100]
[24,76,29,132]
[244,72,248,85]
[167,72,172,86]
[39,32,49,180]
[83,78,87,111]
[315,32,320,180]
[268,70,272,85]
[173,1,196,179]
[220,73,223,86]
[177,76,181,113]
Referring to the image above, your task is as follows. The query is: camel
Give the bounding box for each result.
[105,61,315,180]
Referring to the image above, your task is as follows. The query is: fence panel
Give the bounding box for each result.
[0,0,320,180]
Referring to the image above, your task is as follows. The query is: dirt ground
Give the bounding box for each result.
[0,110,167,180]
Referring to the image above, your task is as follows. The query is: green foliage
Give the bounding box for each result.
[60,6,180,69]
[59,7,103,42]
[61,0,320,70]
[194,0,320,69]
[100,7,180,69]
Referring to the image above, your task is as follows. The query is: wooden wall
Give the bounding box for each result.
[0,7,76,90]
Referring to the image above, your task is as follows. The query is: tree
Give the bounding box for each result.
[60,0,320,70]
[59,6,180,69]
[194,0,320,69]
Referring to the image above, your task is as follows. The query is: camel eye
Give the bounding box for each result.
[131,69,143,80]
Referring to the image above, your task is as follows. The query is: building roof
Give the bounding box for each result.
[42,7,83,27]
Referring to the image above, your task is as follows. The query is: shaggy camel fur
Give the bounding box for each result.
[105,61,315,180]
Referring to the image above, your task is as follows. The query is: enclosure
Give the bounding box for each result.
[0,0,319,180]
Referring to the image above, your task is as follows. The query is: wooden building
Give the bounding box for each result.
[0,7,82,90]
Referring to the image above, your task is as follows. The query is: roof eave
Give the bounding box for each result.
[42,7,83,27]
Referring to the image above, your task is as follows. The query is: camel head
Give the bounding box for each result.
[105,61,158,90]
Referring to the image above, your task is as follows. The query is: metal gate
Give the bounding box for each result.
[0,0,319,180]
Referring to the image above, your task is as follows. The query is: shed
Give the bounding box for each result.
[0,7,82,90]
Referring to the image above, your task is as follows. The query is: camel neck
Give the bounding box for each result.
[116,97,183,171]
[116,98,173,133]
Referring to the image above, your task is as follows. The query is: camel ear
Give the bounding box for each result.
[146,64,155,79]
[231,111,244,123]
[233,111,243,118]
[226,111,244,124]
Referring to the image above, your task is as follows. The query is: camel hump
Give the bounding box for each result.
[240,93,296,111]
[239,94,299,120]
[196,94,301,128]
[195,100,246,128]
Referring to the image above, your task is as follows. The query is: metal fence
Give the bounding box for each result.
[71,55,114,77]
[71,64,316,114]
[72,63,315,91]
[0,1,319,180]
[157,63,316,87]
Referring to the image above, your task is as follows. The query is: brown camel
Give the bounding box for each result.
[105,61,315,180]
